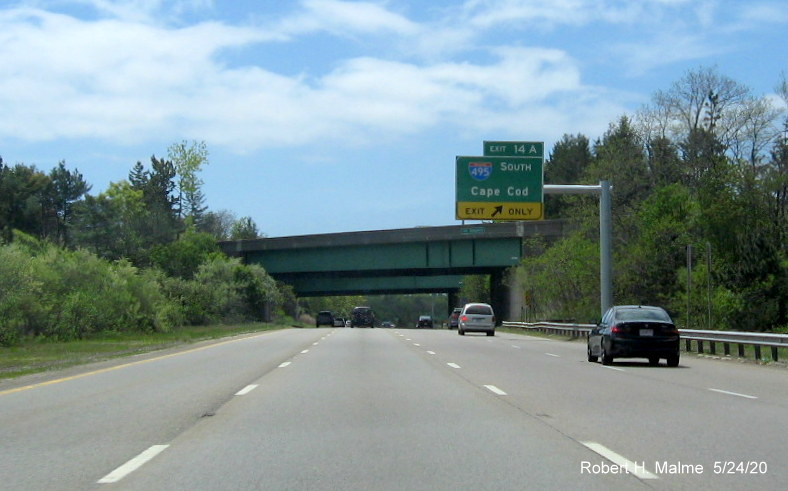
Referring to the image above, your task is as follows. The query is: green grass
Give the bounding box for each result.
[0,322,300,380]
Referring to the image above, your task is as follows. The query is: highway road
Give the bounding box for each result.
[1,327,785,490]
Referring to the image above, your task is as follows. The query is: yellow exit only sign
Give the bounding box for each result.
[456,201,543,220]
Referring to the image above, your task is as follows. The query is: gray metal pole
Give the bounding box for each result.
[599,180,612,316]
[544,181,613,318]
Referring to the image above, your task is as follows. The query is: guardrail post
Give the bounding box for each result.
[738,344,745,357]
[754,345,761,361]
[771,346,778,362]
[709,341,716,355]
[685,339,692,352]
[698,340,704,354]
[723,343,730,356]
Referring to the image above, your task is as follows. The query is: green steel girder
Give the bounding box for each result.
[242,238,522,275]
[284,275,465,296]
[219,222,567,296]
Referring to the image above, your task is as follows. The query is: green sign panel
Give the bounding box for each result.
[455,155,544,220]
[483,141,544,158]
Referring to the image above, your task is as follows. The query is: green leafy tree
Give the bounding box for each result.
[543,134,592,218]
[71,183,141,261]
[0,163,50,241]
[44,161,91,246]
[230,216,262,240]
[149,230,221,279]
[200,210,238,240]
[168,140,209,224]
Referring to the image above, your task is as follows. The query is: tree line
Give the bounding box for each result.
[519,67,786,332]
[0,141,286,345]
[2,67,786,343]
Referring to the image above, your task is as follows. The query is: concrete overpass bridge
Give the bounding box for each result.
[218,220,566,320]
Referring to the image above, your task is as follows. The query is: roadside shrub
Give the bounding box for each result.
[0,244,42,345]
[1,235,182,343]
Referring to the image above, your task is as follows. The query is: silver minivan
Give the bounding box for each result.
[458,303,495,336]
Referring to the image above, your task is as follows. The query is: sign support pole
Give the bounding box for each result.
[544,180,612,317]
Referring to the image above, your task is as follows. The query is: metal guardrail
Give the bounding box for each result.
[501,321,788,362]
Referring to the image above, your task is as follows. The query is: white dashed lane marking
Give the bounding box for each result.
[581,442,658,480]
[708,388,757,399]
[235,384,258,396]
[484,385,507,396]
[98,445,170,484]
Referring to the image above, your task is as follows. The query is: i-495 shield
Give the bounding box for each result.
[469,161,492,181]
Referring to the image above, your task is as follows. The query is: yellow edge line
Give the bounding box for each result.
[0,333,268,397]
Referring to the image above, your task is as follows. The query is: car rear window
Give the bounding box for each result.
[465,305,493,315]
[616,308,671,322]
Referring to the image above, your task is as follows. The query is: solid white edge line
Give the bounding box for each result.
[235,384,258,396]
[278,362,291,368]
[708,388,758,399]
[97,445,169,483]
[484,385,507,396]
[603,365,625,372]
[581,442,658,480]
[447,363,461,369]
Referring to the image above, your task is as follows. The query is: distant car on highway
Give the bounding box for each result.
[316,311,334,327]
[333,317,345,327]
[587,305,680,366]
[350,306,375,328]
[380,321,395,328]
[458,303,495,336]
[416,315,433,328]
[449,308,462,330]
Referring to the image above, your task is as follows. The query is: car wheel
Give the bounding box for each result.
[587,345,598,363]
[667,354,679,367]
[649,357,660,366]
[487,330,494,336]
[458,329,465,336]
[601,347,613,365]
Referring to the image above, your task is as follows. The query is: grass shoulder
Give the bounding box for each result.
[0,322,305,380]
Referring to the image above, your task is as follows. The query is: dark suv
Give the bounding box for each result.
[417,315,433,328]
[350,307,375,328]
[315,311,334,327]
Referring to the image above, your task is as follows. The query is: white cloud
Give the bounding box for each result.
[276,0,421,38]
[1,6,613,152]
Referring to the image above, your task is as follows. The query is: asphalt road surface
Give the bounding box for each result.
[1,327,785,490]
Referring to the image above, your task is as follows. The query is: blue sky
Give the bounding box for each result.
[1,0,786,237]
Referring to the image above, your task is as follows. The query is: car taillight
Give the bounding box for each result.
[492,316,496,324]
[666,326,679,335]
[460,315,468,322]
[611,325,622,334]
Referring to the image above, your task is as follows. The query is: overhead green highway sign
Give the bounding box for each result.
[483,141,544,158]
[455,155,544,220]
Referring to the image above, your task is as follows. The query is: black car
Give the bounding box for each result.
[350,306,375,328]
[316,311,334,327]
[587,305,680,366]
